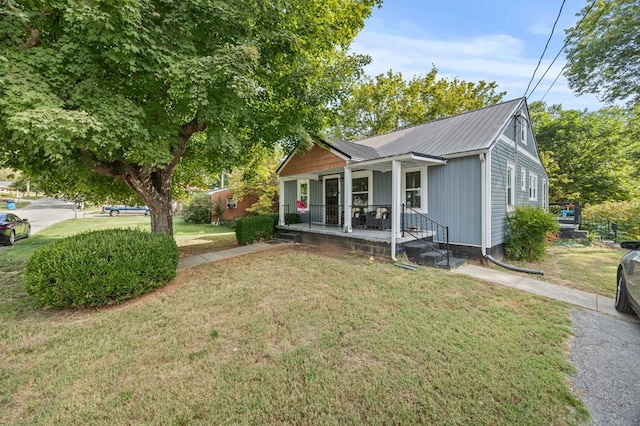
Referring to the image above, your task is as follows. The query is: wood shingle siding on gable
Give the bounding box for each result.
[279,145,347,177]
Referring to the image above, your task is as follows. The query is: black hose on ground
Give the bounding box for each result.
[485,255,544,276]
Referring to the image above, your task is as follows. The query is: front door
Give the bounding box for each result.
[325,178,339,225]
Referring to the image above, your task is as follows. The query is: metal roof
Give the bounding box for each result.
[324,138,380,161]
[328,98,524,160]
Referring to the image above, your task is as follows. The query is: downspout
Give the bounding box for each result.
[483,112,544,276]
[390,159,401,261]
[480,153,487,257]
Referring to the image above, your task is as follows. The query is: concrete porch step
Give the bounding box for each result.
[274,231,302,243]
[436,257,467,270]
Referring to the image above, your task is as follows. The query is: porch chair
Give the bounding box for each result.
[351,207,366,227]
[366,206,391,229]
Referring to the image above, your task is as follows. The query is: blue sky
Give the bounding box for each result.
[350,0,606,111]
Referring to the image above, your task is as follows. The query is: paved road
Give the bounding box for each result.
[570,309,640,426]
[13,197,78,234]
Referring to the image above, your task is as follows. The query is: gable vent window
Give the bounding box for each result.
[521,119,528,145]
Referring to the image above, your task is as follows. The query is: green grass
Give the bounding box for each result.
[491,242,624,297]
[0,235,589,424]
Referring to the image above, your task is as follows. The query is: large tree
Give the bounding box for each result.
[529,101,639,204]
[0,0,380,235]
[331,67,505,140]
[564,0,640,103]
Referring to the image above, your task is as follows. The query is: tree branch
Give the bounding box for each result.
[164,117,208,180]
[23,22,41,49]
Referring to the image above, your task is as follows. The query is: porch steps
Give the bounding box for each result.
[559,223,589,239]
[400,240,466,270]
[274,231,302,243]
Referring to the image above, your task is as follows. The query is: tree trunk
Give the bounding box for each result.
[86,118,206,236]
[123,168,175,236]
[145,182,174,235]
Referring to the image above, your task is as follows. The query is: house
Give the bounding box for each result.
[210,188,259,222]
[276,98,549,265]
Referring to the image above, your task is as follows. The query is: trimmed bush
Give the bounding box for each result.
[505,206,558,262]
[24,229,179,309]
[182,192,212,224]
[284,212,300,224]
[235,213,278,245]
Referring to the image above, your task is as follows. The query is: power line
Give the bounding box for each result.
[523,0,566,98]
[529,0,611,103]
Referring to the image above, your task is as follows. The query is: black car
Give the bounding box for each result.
[0,213,31,246]
[615,241,640,316]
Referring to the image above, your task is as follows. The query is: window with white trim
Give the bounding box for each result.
[529,173,538,201]
[520,119,528,145]
[507,163,515,209]
[403,168,425,210]
[297,179,309,207]
[351,171,371,207]
[520,168,526,191]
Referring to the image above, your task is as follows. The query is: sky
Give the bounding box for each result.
[350,0,607,111]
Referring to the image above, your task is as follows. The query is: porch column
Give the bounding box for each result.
[392,160,402,238]
[343,166,352,232]
[278,178,285,226]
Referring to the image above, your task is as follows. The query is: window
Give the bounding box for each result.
[507,163,515,208]
[520,168,526,191]
[226,197,237,209]
[520,119,528,145]
[297,179,309,207]
[405,170,422,209]
[352,176,369,207]
[529,173,538,201]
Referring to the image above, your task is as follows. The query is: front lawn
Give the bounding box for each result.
[0,234,589,424]
[490,242,624,297]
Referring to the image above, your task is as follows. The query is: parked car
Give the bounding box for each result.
[102,205,150,216]
[0,213,30,245]
[615,241,640,316]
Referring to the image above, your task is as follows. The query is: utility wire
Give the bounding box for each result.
[529,0,611,102]
[523,0,566,98]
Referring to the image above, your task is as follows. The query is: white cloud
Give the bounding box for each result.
[350,29,605,110]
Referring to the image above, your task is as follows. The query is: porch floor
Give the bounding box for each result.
[278,223,428,244]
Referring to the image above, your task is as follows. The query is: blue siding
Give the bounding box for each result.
[427,158,482,246]
[490,136,548,246]
[373,171,392,205]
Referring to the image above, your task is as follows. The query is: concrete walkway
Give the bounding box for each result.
[453,264,637,321]
[177,242,279,269]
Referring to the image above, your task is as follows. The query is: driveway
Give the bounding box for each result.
[11,197,78,235]
[570,309,640,426]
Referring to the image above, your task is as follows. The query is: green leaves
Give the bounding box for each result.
[0,0,380,233]
[330,67,505,140]
[564,0,640,103]
[530,101,639,204]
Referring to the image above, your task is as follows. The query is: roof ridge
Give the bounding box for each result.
[351,97,524,145]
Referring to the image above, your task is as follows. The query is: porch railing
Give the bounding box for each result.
[401,204,450,267]
[281,204,393,230]
[549,201,582,226]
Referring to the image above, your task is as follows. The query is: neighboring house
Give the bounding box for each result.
[210,188,258,222]
[277,98,549,261]
[0,181,13,194]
